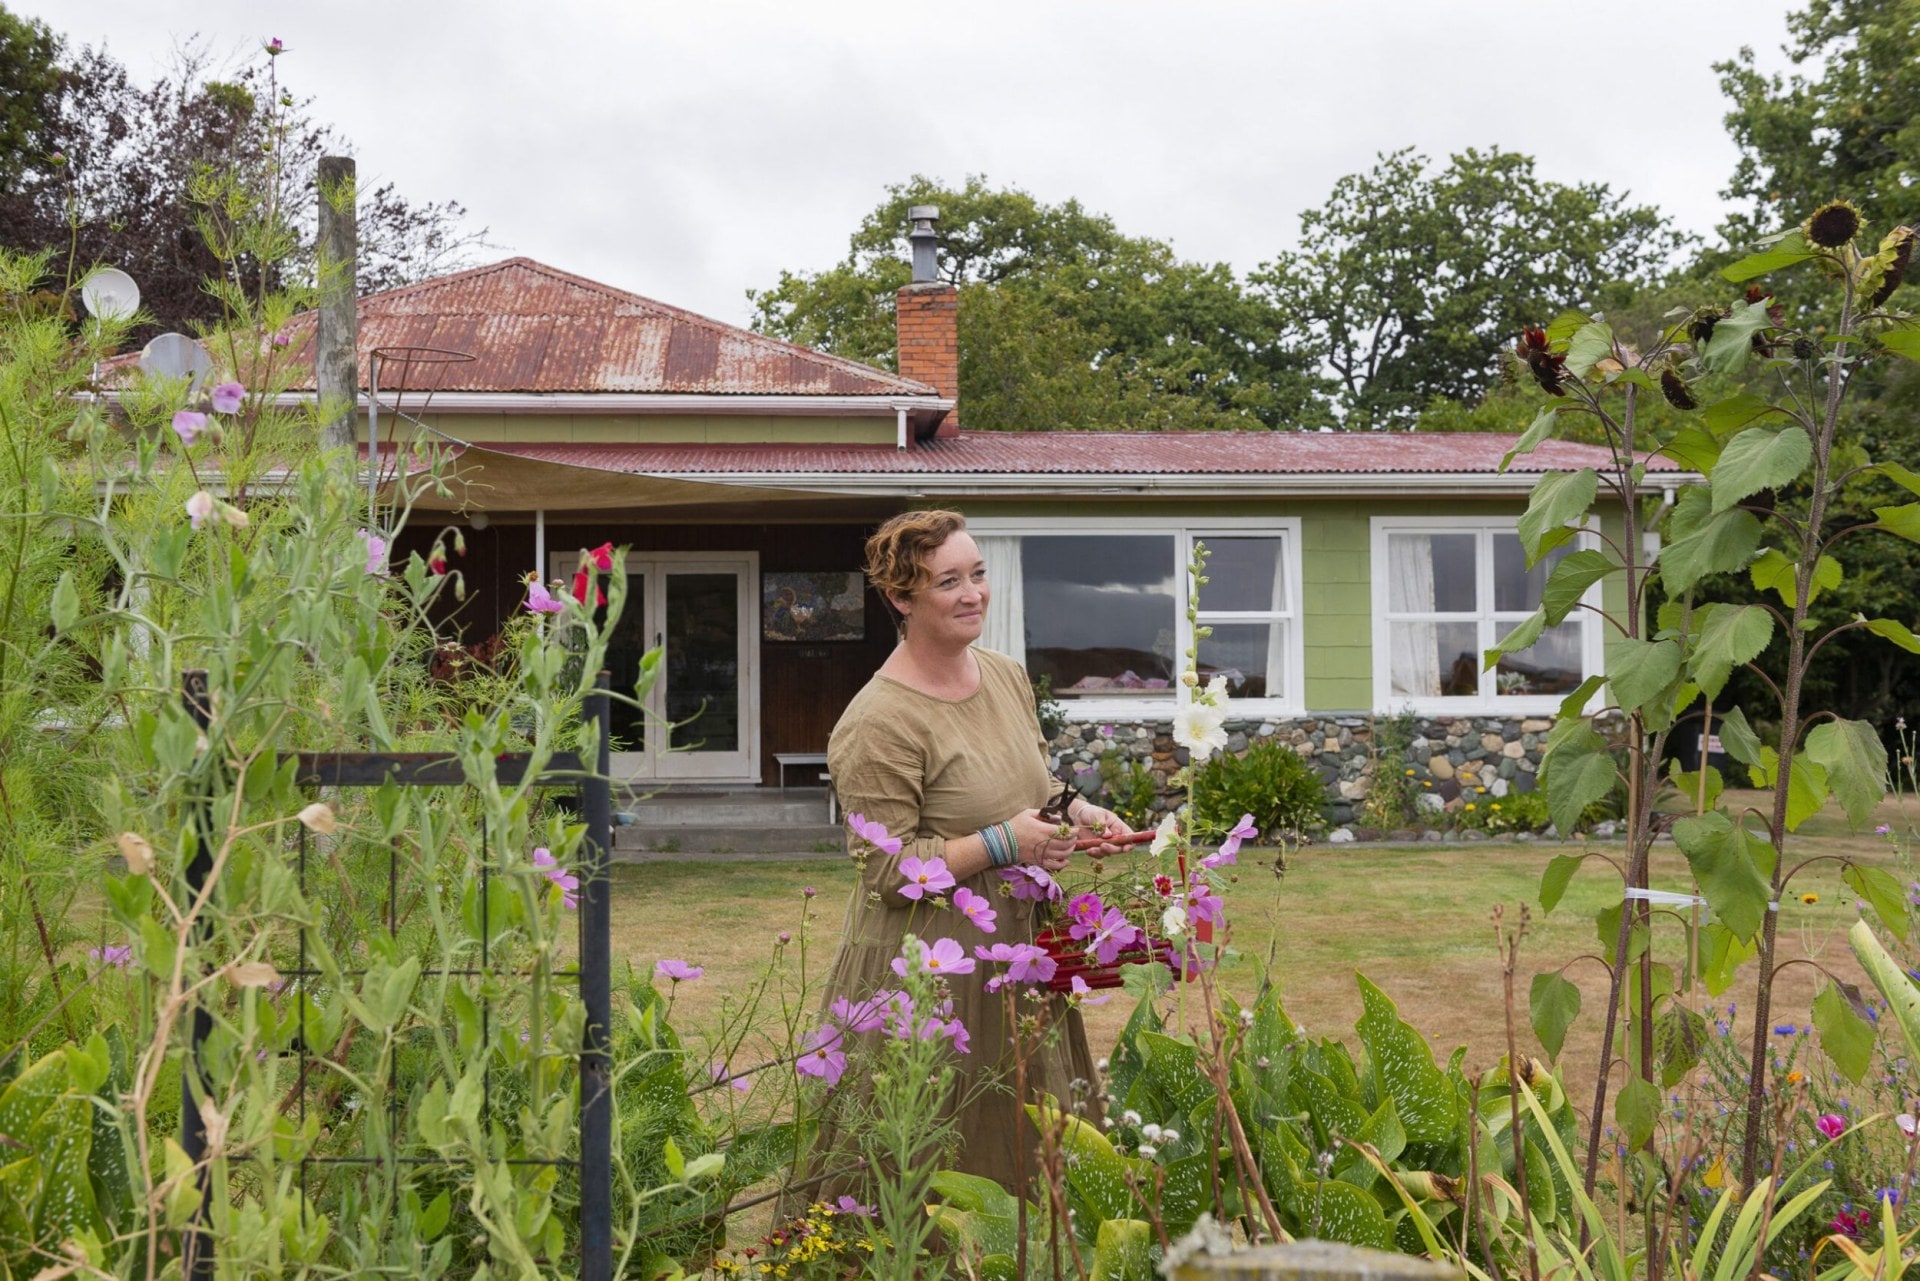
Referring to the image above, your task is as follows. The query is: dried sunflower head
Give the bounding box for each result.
[1804,200,1862,249]
[1792,335,1821,361]
[1512,326,1568,396]
[1687,305,1727,346]
[1659,368,1699,411]
[1868,225,1916,309]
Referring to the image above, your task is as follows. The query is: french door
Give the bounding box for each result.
[551,551,759,784]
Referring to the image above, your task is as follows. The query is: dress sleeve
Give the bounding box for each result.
[828,711,948,892]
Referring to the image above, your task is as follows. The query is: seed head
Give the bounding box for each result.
[1512,327,1567,396]
[1687,306,1726,346]
[1868,225,1916,309]
[1792,336,1821,362]
[1804,200,1862,249]
[1659,369,1698,411]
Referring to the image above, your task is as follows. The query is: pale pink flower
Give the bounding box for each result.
[1816,1113,1847,1140]
[709,1062,751,1092]
[185,491,215,529]
[834,1196,875,1217]
[796,1025,846,1086]
[523,576,565,614]
[1205,813,1257,868]
[1000,865,1061,902]
[846,812,901,856]
[209,382,245,413]
[830,992,889,1033]
[654,958,703,982]
[1069,975,1112,1005]
[172,411,207,445]
[356,528,388,576]
[953,886,997,934]
[897,855,955,900]
[89,943,133,969]
[891,936,974,977]
[531,847,578,909]
[270,330,291,349]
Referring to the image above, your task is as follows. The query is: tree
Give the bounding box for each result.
[0,14,486,337]
[749,175,1326,431]
[1253,148,1685,430]
[0,4,59,191]
[1718,0,1920,241]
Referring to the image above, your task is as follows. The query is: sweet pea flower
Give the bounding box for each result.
[1001,865,1061,902]
[891,936,974,977]
[1153,873,1175,897]
[210,381,245,413]
[834,1196,875,1218]
[1069,975,1112,1005]
[356,528,388,577]
[796,1024,846,1086]
[532,847,579,909]
[1816,1113,1847,1140]
[654,958,703,982]
[522,576,565,614]
[896,855,954,900]
[185,490,215,529]
[89,943,133,969]
[1207,814,1257,868]
[847,812,902,856]
[587,542,614,571]
[1897,1113,1917,1139]
[953,886,997,934]
[172,411,207,445]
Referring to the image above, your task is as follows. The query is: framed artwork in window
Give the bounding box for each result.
[762,571,865,642]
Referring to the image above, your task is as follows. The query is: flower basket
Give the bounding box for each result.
[1035,927,1181,993]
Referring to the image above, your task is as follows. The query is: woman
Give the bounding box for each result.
[815,509,1133,1191]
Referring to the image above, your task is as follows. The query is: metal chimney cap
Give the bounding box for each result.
[908,205,940,223]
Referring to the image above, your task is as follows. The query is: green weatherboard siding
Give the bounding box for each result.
[952,495,1630,713]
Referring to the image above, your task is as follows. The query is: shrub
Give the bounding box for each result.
[1191,739,1329,840]
[1455,789,1550,834]
[1096,749,1159,830]
[1357,710,1419,829]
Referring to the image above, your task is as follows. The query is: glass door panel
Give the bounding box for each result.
[664,573,740,753]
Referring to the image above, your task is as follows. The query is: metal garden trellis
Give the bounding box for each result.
[178,669,616,1281]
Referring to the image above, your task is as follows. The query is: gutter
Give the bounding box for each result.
[611,469,1700,498]
[86,390,955,418]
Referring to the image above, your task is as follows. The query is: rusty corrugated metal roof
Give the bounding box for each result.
[470,432,1681,476]
[105,258,935,398]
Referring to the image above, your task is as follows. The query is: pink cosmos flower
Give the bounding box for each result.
[172,411,207,445]
[891,936,974,977]
[210,381,245,414]
[186,491,215,530]
[1001,864,1061,902]
[356,528,388,577]
[1816,1113,1847,1140]
[709,1062,752,1092]
[953,886,997,934]
[265,37,285,53]
[532,847,579,909]
[941,1017,972,1053]
[1187,876,1225,928]
[1878,824,1894,836]
[1206,813,1257,867]
[796,1025,846,1087]
[523,576,565,614]
[975,942,1056,989]
[897,855,954,900]
[1066,892,1106,938]
[835,1196,875,1218]
[1070,975,1112,1005]
[655,958,703,982]
[830,993,888,1033]
[270,330,291,349]
[1087,907,1143,965]
[847,812,902,856]
[89,943,133,969]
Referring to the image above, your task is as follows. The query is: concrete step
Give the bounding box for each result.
[611,821,846,860]
[619,788,831,828]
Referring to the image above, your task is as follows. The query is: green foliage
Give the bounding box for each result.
[1190,739,1328,840]
[1357,710,1419,830]
[1096,749,1158,832]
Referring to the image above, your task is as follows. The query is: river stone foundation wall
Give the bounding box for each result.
[1049,714,1550,830]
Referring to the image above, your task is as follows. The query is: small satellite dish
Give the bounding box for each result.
[80,267,140,321]
[140,333,214,396]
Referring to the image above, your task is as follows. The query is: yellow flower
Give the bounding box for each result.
[1475,785,1487,793]
[1801,893,1819,905]
[1785,1070,1804,1084]
[1404,767,1416,775]
[1464,803,1477,811]
[1491,803,1502,811]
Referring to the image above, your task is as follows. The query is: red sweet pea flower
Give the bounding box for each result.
[570,569,606,606]
[588,542,613,571]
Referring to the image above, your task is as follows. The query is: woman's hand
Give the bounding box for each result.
[1008,808,1076,873]
[1073,802,1135,857]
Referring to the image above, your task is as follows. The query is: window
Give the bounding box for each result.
[969,520,1302,714]
[1371,518,1600,713]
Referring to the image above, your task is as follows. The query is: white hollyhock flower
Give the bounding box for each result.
[1150,812,1181,857]
[1202,673,1229,703]
[1172,701,1228,762]
[1162,903,1189,939]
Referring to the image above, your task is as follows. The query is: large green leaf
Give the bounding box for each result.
[1565,321,1614,377]
[1878,328,1920,361]
[1850,920,1920,1069]
[1804,718,1889,828]
[1529,973,1581,1060]
[1661,489,1762,593]
[1305,1178,1395,1250]
[1702,391,1790,435]
[1089,1219,1153,1281]
[1720,230,1815,282]
[1710,426,1812,513]
[1699,923,1756,997]
[1542,549,1615,625]
[1783,750,1830,832]
[1700,297,1779,373]
[1811,984,1875,1086]
[1486,610,1546,671]
[1654,1004,1707,1088]
[1875,502,1920,543]
[1661,426,1724,472]
[1605,636,1683,713]
[1539,853,1582,913]
[1864,617,1920,653]
[1689,604,1774,701]
[1749,548,1842,608]
[1615,1077,1661,1148]
[1842,862,1909,942]
[1672,812,1772,940]
[1717,706,1762,767]
[1538,719,1619,836]
[1026,1102,1134,1224]
[1354,975,1460,1145]
[1863,460,1920,497]
[1501,406,1559,471]
[1518,470,1597,562]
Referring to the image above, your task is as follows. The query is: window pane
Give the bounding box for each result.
[1388,533,1476,613]
[1493,620,1583,696]
[1197,537,1285,613]
[665,573,739,751]
[1022,535,1177,695]
[1388,621,1480,698]
[1199,622,1280,698]
[1494,534,1579,613]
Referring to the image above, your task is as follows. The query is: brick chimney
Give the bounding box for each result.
[896,205,958,437]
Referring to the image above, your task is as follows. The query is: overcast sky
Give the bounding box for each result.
[30,1,1800,328]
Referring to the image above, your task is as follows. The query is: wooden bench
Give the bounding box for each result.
[773,752,836,822]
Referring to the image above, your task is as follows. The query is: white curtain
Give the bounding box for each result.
[974,535,1026,663]
[1265,536,1288,700]
[1389,535,1440,697]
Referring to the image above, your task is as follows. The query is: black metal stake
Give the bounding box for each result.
[180,670,216,1281]
[579,671,613,1281]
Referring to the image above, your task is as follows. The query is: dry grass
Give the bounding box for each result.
[613,789,1920,1106]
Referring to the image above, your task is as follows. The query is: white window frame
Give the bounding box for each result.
[966,515,1304,721]
[1368,516,1605,717]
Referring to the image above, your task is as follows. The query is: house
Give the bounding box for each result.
[228,214,1684,821]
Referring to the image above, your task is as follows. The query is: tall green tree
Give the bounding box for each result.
[0,4,59,192]
[1253,148,1685,430]
[749,175,1326,431]
[1718,0,1920,240]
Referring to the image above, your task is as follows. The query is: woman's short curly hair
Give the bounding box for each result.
[863,510,969,626]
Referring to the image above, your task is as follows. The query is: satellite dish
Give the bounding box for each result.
[80,267,140,321]
[140,333,214,396]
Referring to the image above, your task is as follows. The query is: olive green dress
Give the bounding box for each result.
[813,645,1100,1192]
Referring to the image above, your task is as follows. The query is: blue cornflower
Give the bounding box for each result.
[1774,1023,1798,1035]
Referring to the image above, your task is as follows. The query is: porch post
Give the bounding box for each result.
[534,508,546,584]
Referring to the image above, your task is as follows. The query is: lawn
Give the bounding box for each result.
[611,789,1920,1103]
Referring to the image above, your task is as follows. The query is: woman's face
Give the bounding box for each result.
[895,530,989,647]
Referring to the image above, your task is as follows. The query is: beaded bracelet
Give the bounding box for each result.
[999,820,1019,866]
[979,821,1015,868]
